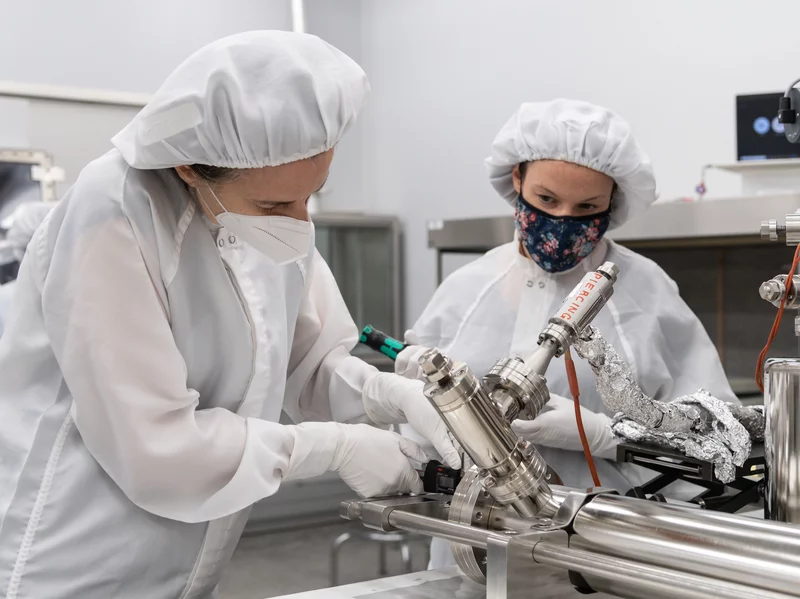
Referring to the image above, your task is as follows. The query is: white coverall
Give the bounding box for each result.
[400,100,738,569]
[0,31,456,599]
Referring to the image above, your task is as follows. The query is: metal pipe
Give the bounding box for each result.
[535,262,619,357]
[572,494,800,595]
[534,541,796,599]
[523,337,559,378]
[765,358,800,523]
[420,352,555,518]
[386,509,507,550]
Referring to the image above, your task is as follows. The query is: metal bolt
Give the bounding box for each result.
[760,280,784,302]
[597,261,620,282]
[419,349,453,383]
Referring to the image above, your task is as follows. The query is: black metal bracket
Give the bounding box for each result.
[617,442,765,514]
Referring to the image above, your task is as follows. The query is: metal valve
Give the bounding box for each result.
[760,212,800,246]
[760,275,800,309]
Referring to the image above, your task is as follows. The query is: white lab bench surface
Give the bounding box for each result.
[271,565,614,599]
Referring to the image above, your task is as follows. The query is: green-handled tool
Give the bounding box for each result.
[359,325,408,360]
[359,324,465,492]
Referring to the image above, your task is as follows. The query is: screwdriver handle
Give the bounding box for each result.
[359,325,408,361]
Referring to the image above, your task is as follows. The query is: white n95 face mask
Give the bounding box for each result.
[202,185,312,266]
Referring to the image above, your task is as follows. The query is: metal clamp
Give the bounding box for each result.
[483,357,550,421]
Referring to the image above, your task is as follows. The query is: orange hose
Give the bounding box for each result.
[755,243,800,393]
[564,347,601,487]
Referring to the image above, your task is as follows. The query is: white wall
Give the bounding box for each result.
[0,0,291,191]
[305,0,366,212]
[0,0,291,92]
[356,0,800,326]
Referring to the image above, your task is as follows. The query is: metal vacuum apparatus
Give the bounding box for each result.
[342,260,800,598]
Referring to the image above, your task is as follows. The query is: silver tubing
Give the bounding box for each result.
[386,510,506,550]
[765,358,800,523]
[534,540,797,599]
[572,494,800,595]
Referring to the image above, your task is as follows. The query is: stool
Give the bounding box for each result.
[330,529,416,586]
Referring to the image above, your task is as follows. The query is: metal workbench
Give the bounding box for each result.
[273,566,613,599]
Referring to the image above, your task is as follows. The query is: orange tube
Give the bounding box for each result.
[755,243,800,393]
[564,348,601,487]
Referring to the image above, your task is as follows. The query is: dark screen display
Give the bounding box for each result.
[737,93,800,161]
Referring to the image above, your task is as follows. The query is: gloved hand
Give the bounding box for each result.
[512,394,618,460]
[362,372,462,469]
[284,422,425,497]
[394,330,428,381]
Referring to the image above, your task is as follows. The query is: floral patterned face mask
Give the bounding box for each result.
[514,194,611,273]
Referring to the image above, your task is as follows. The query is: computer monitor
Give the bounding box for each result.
[736,92,800,161]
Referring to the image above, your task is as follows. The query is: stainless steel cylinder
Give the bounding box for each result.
[572,493,800,595]
[765,358,800,523]
[787,212,800,246]
[538,262,617,355]
[535,538,796,599]
[421,351,558,519]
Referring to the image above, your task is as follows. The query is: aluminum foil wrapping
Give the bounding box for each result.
[573,327,704,433]
[612,390,750,483]
[730,405,765,442]
[573,326,765,483]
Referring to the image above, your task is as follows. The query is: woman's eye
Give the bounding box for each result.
[578,204,597,211]
[538,195,555,205]
[255,204,279,215]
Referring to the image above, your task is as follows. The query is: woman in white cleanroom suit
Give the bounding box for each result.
[395,100,738,568]
[0,31,458,599]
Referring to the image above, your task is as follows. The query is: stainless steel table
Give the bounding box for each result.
[272,565,614,599]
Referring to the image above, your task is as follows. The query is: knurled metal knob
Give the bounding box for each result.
[761,220,779,242]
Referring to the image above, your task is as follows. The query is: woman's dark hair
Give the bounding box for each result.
[189,164,239,183]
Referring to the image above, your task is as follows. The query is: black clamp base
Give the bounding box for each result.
[617,442,765,514]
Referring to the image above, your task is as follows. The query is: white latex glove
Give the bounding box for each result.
[363,372,462,469]
[512,394,618,460]
[285,422,425,497]
[395,330,428,381]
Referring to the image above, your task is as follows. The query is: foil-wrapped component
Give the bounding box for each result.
[612,389,751,483]
[574,326,765,483]
[573,327,705,433]
[731,405,765,442]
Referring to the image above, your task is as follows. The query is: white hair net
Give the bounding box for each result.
[7,201,55,261]
[112,30,369,170]
[485,99,657,228]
